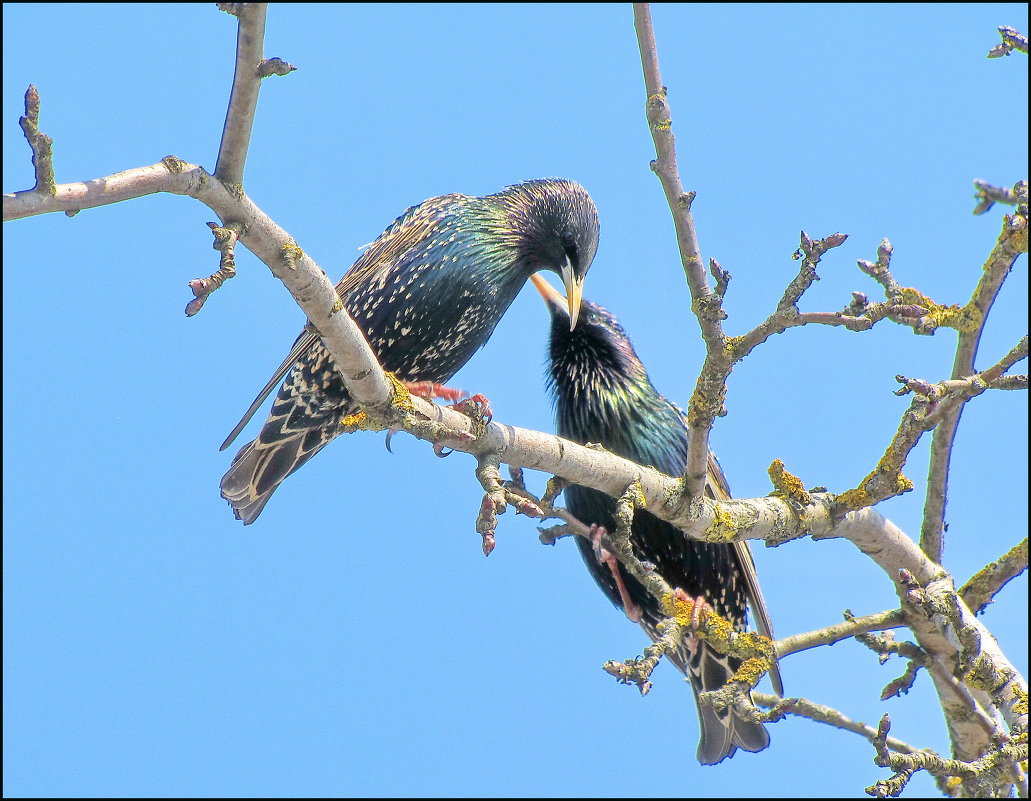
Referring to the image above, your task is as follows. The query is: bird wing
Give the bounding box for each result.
[706,450,784,695]
[333,193,469,299]
[219,193,471,452]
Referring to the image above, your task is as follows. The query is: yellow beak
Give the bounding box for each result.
[531,273,570,321]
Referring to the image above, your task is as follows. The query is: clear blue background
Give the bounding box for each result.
[4,4,1027,798]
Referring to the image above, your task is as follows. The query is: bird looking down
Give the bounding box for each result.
[221,179,600,524]
[531,274,782,765]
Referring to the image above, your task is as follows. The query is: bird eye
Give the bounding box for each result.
[561,231,579,272]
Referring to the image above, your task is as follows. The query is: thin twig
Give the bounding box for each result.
[867,713,1028,798]
[973,179,1028,215]
[730,232,850,357]
[17,85,56,196]
[921,174,1029,562]
[214,3,270,187]
[751,692,923,754]
[632,3,722,501]
[987,26,1029,58]
[837,335,1029,516]
[185,222,242,316]
[960,539,1029,615]
[775,609,906,659]
[631,4,710,319]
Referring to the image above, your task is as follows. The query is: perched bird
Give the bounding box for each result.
[220,179,599,524]
[532,274,782,765]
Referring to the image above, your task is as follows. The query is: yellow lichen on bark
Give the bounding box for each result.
[835,486,872,511]
[703,500,739,543]
[768,459,813,506]
[660,593,776,688]
[899,286,982,332]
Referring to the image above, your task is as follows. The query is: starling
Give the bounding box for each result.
[221,179,599,524]
[532,274,782,765]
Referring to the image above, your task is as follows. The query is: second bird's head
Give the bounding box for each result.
[530,272,648,396]
[501,178,599,330]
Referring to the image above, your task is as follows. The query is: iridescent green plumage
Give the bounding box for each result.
[221,179,599,524]
[533,276,781,765]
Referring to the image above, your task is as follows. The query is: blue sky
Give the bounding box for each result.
[4,4,1027,798]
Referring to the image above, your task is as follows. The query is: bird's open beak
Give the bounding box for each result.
[559,254,584,330]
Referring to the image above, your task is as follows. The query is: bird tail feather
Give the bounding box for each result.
[676,637,770,765]
[219,429,331,525]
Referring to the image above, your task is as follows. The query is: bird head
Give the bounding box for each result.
[501,179,599,330]
[530,273,647,393]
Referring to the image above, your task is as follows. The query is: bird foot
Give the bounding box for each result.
[449,392,493,424]
[403,381,492,424]
[673,588,711,644]
[590,524,643,623]
[403,380,467,404]
[384,380,482,456]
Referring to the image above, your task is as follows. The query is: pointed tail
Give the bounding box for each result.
[683,639,770,765]
[220,428,332,524]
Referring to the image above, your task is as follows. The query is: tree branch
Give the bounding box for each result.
[921,200,1029,561]
[867,713,1028,798]
[836,335,1029,516]
[214,3,270,186]
[960,539,1029,616]
[987,26,1029,58]
[775,609,906,659]
[17,85,55,197]
[751,692,924,755]
[632,3,722,502]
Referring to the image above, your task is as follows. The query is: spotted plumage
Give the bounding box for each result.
[532,275,782,765]
[221,179,599,524]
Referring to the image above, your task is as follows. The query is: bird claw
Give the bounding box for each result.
[432,426,477,457]
[589,523,608,560]
[450,392,493,424]
[673,588,712,643]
